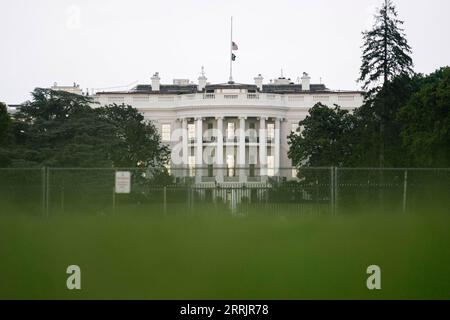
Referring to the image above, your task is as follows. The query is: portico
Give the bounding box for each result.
[175,115,282,184]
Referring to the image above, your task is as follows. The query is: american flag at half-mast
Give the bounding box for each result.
[232,41,238,50]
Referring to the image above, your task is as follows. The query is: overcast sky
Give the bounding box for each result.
[1,0,449,103]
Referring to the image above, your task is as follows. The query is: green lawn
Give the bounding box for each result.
[0,209,449,299]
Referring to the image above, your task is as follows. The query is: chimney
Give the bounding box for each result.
[151,72,160,91]
[198,66,207,91]
[254,74,264,91]
[301,72,311,91]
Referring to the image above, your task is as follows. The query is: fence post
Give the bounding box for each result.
[163,186,167,215]
[334,167,338,215]
[330,167,335,215]
[42,166,46,217]
[61,186,65,214]
[112,169,117,215]
[45,167,50,218]
[113,185,116,215]
[402,169,408,213]
[186,185,190,212]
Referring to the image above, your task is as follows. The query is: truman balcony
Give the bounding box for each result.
[94,92,360,111]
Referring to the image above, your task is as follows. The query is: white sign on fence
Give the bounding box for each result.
[115,171,131,194]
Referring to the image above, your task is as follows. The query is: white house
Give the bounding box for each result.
[92,70,364,187]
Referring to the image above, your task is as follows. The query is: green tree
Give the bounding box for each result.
[97,103,170,168]
[288,103,356,167]
[399,67,450,167]
[359,0,413,95]
[8,89,169,168]
[10,88,115,167]
[359,0,413,167]
[0,102,10,141]
[0,102,12,166]
[350,74,421,167]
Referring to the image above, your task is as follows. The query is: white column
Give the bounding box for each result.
[182,118,188,170]
[196,117,203,183]
[216,117,224,183]
[239,116,247,183]
[259,117,267,178]
[274,117,281,176]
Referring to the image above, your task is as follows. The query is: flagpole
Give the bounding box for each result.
[229,16,233,83]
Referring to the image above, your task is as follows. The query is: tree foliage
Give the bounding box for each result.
[288,103,356,167]
[288,67,450,169]
[0,102,10,142]
[350,74,421,167]
[358,0,414,168]
[97,103,169,168]
[399,67,450,167]
[6,88,169,168]
[359,0,413,96]
[0,102,12,166]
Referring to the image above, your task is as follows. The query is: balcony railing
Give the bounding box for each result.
[187,136,275,144]
[94,92,362,110]
[203,93,215,99]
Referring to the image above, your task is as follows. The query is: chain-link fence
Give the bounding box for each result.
[1,167,449,216]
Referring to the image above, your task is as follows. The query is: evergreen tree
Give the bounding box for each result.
[358,0,414,167]
[0,102,12,166]
[359,0,413,95]
[0,102,10,144]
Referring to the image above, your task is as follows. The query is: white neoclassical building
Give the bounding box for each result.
[92,70,363,187]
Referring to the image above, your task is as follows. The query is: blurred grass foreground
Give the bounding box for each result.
[0,167,449,299]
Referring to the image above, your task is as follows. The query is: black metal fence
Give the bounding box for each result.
[1,167,449,216]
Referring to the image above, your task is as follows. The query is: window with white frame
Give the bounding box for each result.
[227,122,235,139]
[161,124,171,141]
[267,123,275,140]
[249,122,257,141]
[188,124,195,141]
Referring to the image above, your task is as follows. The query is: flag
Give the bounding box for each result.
[232,41,238,50]
[231,53,236,61]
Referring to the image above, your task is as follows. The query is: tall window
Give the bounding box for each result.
[207,123,214,141]
[249,122,256,141]
[267,123,275,140]
[227,122,235,140]
[188,124,195,141]
[161,124,171,141]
